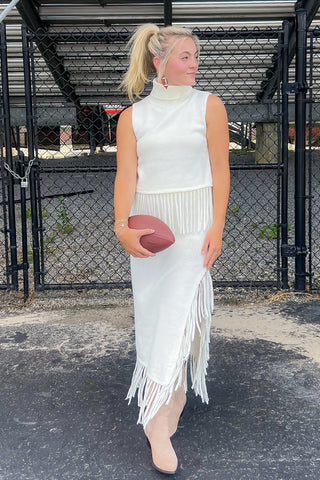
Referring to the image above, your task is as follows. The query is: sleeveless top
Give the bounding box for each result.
[132,78,212,194]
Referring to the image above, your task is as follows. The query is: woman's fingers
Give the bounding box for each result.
[201,239,209,256]
[117,227,156,257]
[130,243,155,257]
[203,245,221,270]
[201,227,223,269]
[138,228,155,237]
[132,228,155,257]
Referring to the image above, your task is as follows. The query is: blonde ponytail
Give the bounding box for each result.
[120,24,160,102]
[120,24,200,102]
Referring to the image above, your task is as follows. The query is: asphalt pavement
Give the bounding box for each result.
[0,292,320,480]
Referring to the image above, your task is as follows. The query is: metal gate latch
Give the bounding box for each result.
[3,157,35,188]
[284,81,309,94]
[281,244,308,257]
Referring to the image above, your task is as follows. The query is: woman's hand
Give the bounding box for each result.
[116,227,156,258]
[201,225,223,270]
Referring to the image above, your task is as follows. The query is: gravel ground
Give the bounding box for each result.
[0,282,315,316]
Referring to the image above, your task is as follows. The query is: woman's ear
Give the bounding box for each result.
[153,56,161,72]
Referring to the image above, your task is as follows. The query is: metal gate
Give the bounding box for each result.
[1,22,23,294]
[0,20,303,297]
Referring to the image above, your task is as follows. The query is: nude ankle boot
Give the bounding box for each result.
[168,365,187,438]
[168,386,187,438]
[144,403,178,475]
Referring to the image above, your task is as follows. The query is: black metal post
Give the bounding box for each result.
[0,22,19,290]
[89,108,97,155]
[0,113,11,290]
[15,126,20,151]
[281,21,290,289]
[164,0,172,26]
[307,32,313,291]
[294,9,307,291]
[20,161,29,301]
[22,24,41,290]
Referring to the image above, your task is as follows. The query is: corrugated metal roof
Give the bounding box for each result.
[36,1,297,24]
[0,1,302,25]
[2,1,320,26]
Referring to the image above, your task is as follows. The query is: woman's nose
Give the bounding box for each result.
[190,57,198,69]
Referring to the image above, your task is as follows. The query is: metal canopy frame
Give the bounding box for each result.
[12,0,173,107]
[257,0,320,101]
[2,0,320,109]
[16,0,81,107]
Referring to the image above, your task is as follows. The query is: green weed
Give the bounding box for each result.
[227,205,240,220]
[57,196,73,234]
[258,223,292,240]
[258,223,278,240]
[43,235,56,254]
[26,206,48,219]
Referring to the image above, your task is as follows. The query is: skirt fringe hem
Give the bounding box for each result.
[132,186,213,236]
[126,271,214,428]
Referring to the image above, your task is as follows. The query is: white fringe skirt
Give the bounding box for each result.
[127,186,214,428]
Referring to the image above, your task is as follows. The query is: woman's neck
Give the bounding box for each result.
[150,78,193,101]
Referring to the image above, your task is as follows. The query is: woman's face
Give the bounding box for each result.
[158,37,199,86]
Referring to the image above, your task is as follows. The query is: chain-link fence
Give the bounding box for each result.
[25,27,129,288]
[3,21,320,293]
[1,24,298,290]
[0,27,280,288]
[0,65,7,290]
[195,27,283,287]
[307,28,320,291]
[15,25,285,289]
[37,162,130,287]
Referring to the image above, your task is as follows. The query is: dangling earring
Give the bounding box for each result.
[161,75,168,89]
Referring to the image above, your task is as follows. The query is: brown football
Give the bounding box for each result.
[128,215,175,253]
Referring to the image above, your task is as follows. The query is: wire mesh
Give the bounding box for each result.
[0,24,289,289]
[0,168,10,290]
[25,25,284,289]
[307,29,320,291]
[38,163,130,287]
[0,73,7,289]
[217,166,280,286]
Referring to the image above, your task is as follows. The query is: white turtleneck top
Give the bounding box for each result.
[132,78,213,194]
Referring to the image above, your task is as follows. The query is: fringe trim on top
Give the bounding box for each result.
[132,186,213,236]
[126,271,214,428]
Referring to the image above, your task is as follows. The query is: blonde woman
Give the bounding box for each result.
[114,24,230,475]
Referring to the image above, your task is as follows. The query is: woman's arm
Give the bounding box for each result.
[114,107,155,258]
[202,94,230,270]
[114,107,137,221]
